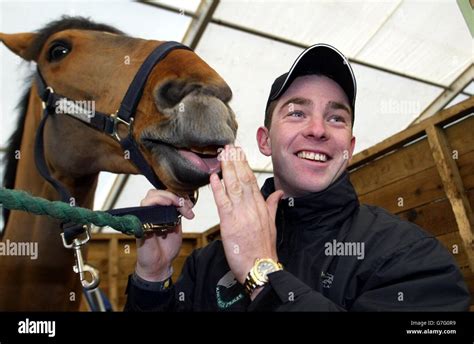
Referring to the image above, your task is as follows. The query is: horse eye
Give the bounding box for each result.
[48,43,70,61]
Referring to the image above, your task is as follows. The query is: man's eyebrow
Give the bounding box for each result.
[326,101,352,116]
[278,97,313,112]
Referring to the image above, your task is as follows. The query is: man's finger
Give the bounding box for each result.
[266,190,284,222]
[178,206,195,220]
[141,189,194,219]
[140,189,181,207]
[221,145,243,202]
[210,173,233,215]
[232,147,257,197]
[177,195,195,219]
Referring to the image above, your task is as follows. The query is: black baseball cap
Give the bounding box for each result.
[265,43,357,125]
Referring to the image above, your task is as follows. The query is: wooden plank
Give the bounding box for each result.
[204,224,221,242]
[397,189,474,240]
[118,238,136,311]
[108,236,119,311]
[444,114,474,157]
[350,97,474,169]
[350,114,473,198]
[427,124,474,273]
[436,231,469,270]
[398,197,458,237]
[350,138,434,197]
[359,166,445,214]
[358,148,474,213]
[435,231,473,305]
[459,150,474,191]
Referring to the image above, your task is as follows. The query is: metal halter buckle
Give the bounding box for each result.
[109,111,133,142]
[142,216,182,236]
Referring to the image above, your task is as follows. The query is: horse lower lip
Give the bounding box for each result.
[178,149,220,174]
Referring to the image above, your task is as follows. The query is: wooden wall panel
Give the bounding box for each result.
[443,115,474,156]
[357,166,445,214]
[350,139,434,197]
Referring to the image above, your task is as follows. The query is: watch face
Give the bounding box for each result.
[256,260,277,278]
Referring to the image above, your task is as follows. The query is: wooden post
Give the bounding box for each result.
[426,124,474,273]
[108,236,119,310]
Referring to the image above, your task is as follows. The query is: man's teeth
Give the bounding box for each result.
[297,151,328,162]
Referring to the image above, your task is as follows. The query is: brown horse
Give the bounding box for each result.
[0,16,237,311]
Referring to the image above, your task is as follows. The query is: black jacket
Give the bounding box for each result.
[125,172,470,311]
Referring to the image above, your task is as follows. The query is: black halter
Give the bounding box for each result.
[34,41,192,240]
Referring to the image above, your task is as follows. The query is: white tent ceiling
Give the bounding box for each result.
[1,0,472,233]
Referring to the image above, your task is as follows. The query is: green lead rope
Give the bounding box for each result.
[0,188,143,238]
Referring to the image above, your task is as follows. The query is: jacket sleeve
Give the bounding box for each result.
[249,237,470,311]
[123,251,197,312]
[247,270,346,311]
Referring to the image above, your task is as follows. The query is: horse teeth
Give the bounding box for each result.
[190,147,217,156]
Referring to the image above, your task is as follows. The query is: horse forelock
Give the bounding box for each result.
[24,15,124,61]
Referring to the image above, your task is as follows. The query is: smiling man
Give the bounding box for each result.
[125,44,470,311]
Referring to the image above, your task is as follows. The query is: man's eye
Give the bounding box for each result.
[329,115,346,123]
[288,111,304,118]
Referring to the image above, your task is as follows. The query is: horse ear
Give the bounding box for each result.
[0,32,37,61]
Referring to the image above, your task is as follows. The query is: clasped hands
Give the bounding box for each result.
[210,145,283,285]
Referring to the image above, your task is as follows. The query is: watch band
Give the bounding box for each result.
[244,276,262,295]
[243,259,283,295]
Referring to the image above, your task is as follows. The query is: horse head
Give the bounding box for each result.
[0,16,237,196]
[0,16,237,311]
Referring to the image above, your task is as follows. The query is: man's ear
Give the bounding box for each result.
[348,135,356,161]
[0,32,37,61]
[257,126,272,157]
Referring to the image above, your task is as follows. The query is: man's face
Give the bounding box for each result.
[257,75,355,197]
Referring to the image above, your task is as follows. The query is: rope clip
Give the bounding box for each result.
[61,225,100,290]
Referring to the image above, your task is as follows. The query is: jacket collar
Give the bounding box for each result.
[261,171,359,230]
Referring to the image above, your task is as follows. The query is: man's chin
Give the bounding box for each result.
[294,169,336,193]
[302,181,332,193]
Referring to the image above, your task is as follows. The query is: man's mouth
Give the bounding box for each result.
[296,150,332,163]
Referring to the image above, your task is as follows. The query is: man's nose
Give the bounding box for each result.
[302,115,329,140]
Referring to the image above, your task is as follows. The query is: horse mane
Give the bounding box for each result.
[2,16,124,230]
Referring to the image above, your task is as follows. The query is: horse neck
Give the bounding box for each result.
[0,84,98,310]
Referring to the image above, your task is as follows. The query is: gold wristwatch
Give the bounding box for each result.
[244,258,283,295]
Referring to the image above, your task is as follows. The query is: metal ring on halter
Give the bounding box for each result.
[109,111,134,142]
[41,86,55,110]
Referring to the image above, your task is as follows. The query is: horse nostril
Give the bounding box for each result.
[155,79,232,110]
[156,80,202,109]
